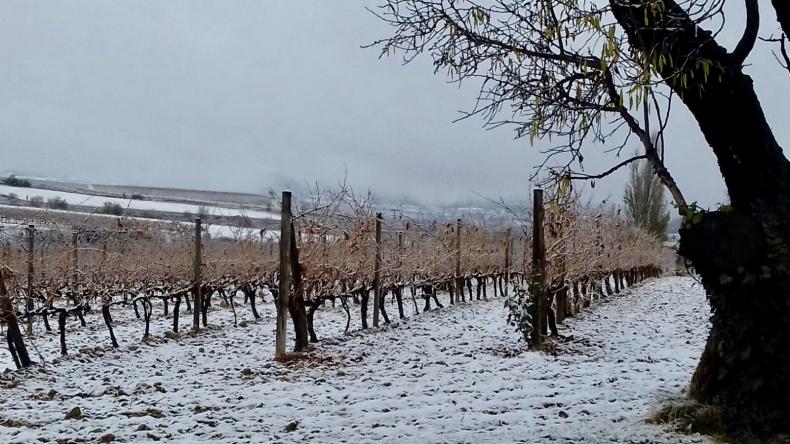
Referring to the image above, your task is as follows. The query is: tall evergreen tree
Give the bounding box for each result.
[624,141,670,240]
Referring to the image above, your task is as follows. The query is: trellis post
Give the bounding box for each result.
[532,189,546,348]
[373,213,382,327]
[192,218,202,331]
[275,191,292,360]
[26,225,34,335]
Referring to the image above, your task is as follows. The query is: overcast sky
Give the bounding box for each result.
[0,1,787,208]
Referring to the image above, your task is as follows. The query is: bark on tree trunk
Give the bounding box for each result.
[173,293,181,333]
[378,290,390,325]
[102,300,119,348]
[395,287,405,319]
[0,272,32,368]
[612,0,790,436]
[288,225,309,351]
[360,288,370,329]
[555,285,568,324]
[201,285,210,328]
[245,285,260,320]
[680,211,790,435]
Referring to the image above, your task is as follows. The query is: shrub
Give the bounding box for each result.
[504,286,535,346]
[47,197,69,210]
[131,193,145,200]
[197,206,210,219]
[230,215,253,228]
[2,175,31,187]
[100,202,124,216]
[29,196,44,208]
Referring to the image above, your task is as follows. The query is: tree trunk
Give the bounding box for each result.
[613,0,790,436]
[360,288,370,329]
[58,310,68,356]
[288,225,309,351]
[680,211,790,436]
[554,285,568,324]
[0,272,32,368]
[245,285,260,320]
[431,288,444,309]
[410,286,419,315]
[201,285,210,328]
[378,290,391,325]
[102,300,119,348]
[173,293,181,333]
[395,287,405,319]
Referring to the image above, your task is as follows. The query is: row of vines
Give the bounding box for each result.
[0,186,674,368]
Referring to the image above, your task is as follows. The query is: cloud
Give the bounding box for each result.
[0,0,785,209]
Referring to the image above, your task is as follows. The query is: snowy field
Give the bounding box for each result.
[0,208,278,241]
[0,184,278,220]
[0,277,713,443]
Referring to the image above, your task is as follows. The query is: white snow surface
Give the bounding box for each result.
[0,184,278,220]
[0,208,278,241]
[0,277,713,443]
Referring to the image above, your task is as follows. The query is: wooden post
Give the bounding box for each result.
[531,189,546,348]
[71,231,79,287]
[101,237,108,269]
[595,217,604,297]
[192,218,202,331]
[373,213,382,328]
[504,227,511,297]
[397,232,404,271]
[26,225,34,335]
[275,191,292,360]
[396,232,405,319]
[455,218,463,303]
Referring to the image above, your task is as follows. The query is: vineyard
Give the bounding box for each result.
[3,0,787,437]
[0,187,697,443]
[0,186,672,371]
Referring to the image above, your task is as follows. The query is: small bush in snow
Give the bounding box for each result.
[47,197,69,210]
[100,202,124,216]
[2,174,31,187]
[504,285,535,346]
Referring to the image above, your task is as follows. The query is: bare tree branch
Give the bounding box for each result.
[731,0,760,65]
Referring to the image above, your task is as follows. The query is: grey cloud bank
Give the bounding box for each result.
[0,1,787,208]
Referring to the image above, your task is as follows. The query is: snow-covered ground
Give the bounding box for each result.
[0,184,278,220]
[0,277,712,443]
[0,209,279,241]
